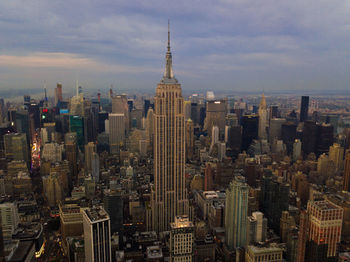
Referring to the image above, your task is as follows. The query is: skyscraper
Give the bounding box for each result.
[83,206,112,262]
[170,215,194,262]
[55,82,63,106]
[185,119,194,161]
[300,96,309,122]
[225,175,248,250]
[343,150,350,192]
[298,200,343,262]
[150,23,189,232]
[258,94,268,139]
[108,113,125,154]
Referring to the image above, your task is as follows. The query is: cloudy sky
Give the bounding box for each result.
[1,0,350,93]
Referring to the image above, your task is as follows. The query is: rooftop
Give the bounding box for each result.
[84,206,109,222]
[146,246,163,259]
[171,215,193,229]
[311,200,342,211]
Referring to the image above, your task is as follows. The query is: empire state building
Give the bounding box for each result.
[150,23,189,232]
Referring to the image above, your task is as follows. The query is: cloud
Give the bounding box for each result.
[0,52,159,73]
[1,0,350,91]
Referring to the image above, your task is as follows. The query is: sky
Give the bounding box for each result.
[1,0,350,94]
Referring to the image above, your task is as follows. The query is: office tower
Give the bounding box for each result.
[59,202,83,241]
[317,123,334,156]
[83,206,112,262]
[298,200,343,262]
[70,89,84,116]
[108,113,125,154]
[55,82,63,105]
[184,100,191,120]
[293,139,302,161]
[269,105,279,120]
[4,133,28,162]
[112,95,129,131]
[69,115,84,151]
[190,102,199,125]
[261,170,289,234]
[210,126,219,151]
[343,150,350,191]
[225,175,248,250]
[85,142,97,173]
[146,108,154,144]
[170,215,194,262]
[258,94,268,139]
[246,245,283,262]
[300,96,309,122]
[0,202,19,240]
[103,189,123,234]
[204,100,227,138]
[204,162,215,191]
[241,115,259,151]
[98,112,109,133]
[150,25,189,232]
[41,143,63,163]
[281,122,297,154]
[186,119,194,161]
[42,172,64,207]
[269,118,286,143]
[91,152,100,182]
[329,143,344,171]
[247,211,267,244]
[226,125,242,159]
[144,99,151,117]
[65,133,78,180]
[302,120,318,156]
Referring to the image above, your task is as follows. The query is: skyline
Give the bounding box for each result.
[1,0,350,92]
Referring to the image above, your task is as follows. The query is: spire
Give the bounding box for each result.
[259,93,267,109]
[163,20,175,80]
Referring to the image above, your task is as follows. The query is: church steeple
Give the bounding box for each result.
[162,20,177,82]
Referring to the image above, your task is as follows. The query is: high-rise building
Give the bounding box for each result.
[4,133,28,162]
[186,119,194,161]
[0,202,19,240]
[258,94,268,139]
[55,82,63,105]
[298,200,343,262]
[112,95,129,131]
[343,150,350,192]
[108,113,125,154]
[150,24,189,232]
[317,123,334,156]
[269,118,286,143]
[302,120,318,156]
[170,215,194,262]
[69,115,84,151]
[85,142,97,173]
[282,122,297,155]
[82,206,112,262]
[204,100,227,138]
[329,143,344,171]
[246,245,283,262]
[91,152,100,182]
[103,190,123,234]
[42,172,64,207]
[241,115,259,151]
[261,170,290,234]
[225,175,248,250]
[59,202,83,241]
[300,96,309,122]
